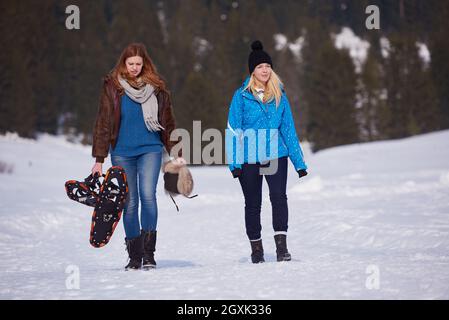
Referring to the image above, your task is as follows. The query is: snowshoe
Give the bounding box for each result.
[65,166,128,248]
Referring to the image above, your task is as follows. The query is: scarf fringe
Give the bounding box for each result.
[145,118,165,131]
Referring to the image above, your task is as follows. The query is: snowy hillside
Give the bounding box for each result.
[0,130,449,299]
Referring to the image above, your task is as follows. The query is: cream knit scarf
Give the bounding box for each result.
[118,76,164,132]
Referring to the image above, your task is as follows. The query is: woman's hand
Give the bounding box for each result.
[92,162,103,176]
[172,157,187,166]
[297,169,308,179]
[231,168,242,179]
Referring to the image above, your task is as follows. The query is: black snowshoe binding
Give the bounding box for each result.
[65,172,103,207]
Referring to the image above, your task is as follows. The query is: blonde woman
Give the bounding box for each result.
[225,41,308,263]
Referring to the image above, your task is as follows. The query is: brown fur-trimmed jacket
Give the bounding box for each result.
[92,74,181,163]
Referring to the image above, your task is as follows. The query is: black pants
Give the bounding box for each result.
[238,157,289,241]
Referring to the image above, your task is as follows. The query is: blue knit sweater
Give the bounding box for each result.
[111,94,163,157]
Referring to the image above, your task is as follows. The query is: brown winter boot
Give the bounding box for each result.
[274,234,291,262]
[250,239,265,264]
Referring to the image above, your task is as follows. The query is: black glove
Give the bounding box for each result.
[232,168,242,178]
[297,169,308,178]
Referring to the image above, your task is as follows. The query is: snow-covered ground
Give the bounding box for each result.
[0,130,449,299]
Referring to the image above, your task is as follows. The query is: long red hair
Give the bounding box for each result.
[111,43,166,91]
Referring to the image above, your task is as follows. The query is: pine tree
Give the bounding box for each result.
[358,49,388,141]
[274,46,307,139]
[62,0,110,139]
[32,0,60,134]
[383,33,440,138]
[429,1,449,128]
[302,35,359,152]
[0,1,37,137]
[164,0,204,92]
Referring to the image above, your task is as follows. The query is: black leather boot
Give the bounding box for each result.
[142,230,157,269]
[125,235,143,270]
[250,239,265,263]
[274,234,291,262]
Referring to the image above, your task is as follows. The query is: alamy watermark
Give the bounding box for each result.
[65,5,80,30]
[65,264,80,290]
[65,4,379,31]
[365,5,380,30]
[365,264,380,290]
[168,121,281,175]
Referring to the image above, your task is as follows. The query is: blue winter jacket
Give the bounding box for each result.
[225,77,307,172]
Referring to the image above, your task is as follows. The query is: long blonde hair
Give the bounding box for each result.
[244,70,283,107]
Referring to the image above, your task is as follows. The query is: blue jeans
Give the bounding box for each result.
[111,152,162,239]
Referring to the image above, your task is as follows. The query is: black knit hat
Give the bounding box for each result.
[248,40,273,75]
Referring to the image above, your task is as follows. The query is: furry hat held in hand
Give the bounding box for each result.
[162,161,194,197]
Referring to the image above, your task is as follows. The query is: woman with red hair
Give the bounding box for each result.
[91,43,185,270]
